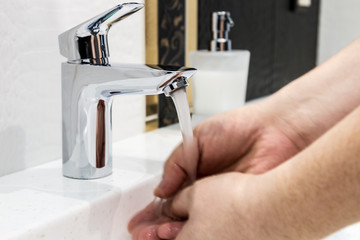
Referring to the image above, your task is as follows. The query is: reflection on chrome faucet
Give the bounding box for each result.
[58,3,196,179]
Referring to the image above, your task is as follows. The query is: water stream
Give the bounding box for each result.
[169,87,197,183]
[152,86,197,219]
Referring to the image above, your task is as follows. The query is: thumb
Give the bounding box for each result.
[154,143,191,198]
[169,185,193,219]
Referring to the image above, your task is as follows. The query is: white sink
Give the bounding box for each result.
[0,125,182,240]
[0,115,359,239]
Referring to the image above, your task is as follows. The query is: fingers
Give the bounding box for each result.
[154,144,189,198]
[135,225,160,240]
[157,221,184,239]
[129,187,194,240]
[170,185,192,219]
[128,200,162,232]
[128,199,187,240]
[156,186,192,220]
[131,221,185,240]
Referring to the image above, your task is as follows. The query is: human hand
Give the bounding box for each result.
[161,172,280,240]
[127,199,184,240]
[129,100,309,239]
[131,105,360,240]
[128,172,262,240]
[155,101,306,199]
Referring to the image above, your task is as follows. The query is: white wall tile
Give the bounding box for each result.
[0,0,145,176]
[317,0,360,64]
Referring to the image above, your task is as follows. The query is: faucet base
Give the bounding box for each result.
[62,160,112,180]
[63,172,112,180]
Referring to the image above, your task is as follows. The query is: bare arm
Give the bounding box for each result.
[260,37,360,148]
[254,104,360,239]
[131,39,360,240]
[169,105,360,240]
[155,38,360,199]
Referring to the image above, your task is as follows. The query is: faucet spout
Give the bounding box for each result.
[61,63,196,179]
[59,3,197,179]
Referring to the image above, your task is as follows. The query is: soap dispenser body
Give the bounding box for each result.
[190,50,250,115]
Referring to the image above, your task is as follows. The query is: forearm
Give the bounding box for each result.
[260,38,360,147]
[261,105,360,239]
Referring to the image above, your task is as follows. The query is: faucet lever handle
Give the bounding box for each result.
[59,3,144,65]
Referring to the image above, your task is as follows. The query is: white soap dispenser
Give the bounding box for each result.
[190,11,250,116]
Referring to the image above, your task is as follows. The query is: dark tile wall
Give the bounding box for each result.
[157,0,186,127]
[198,0,320,100]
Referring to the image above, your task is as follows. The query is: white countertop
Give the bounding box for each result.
[1,115,360,239]
[0,124,183,240]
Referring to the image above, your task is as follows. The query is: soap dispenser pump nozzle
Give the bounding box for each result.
[210,11,234,52]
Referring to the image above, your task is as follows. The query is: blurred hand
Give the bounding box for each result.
[129,37,360,239]
[168,172,275,240]
[128,199,184,240]
[128,101,308,240]
[154,103,304,198]
[129,172,282,240]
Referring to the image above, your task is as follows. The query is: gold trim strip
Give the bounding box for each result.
[145,0,197,130]
[145,0,159,65]
[145,0,159,131]
[186,0,198,66]
[185,0,198,108]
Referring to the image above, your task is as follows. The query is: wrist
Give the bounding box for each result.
[231,172,292,239]
[241,169,314,239]
[257,86,332,150]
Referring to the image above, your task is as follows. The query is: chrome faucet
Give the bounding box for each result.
[58,3,196,179]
